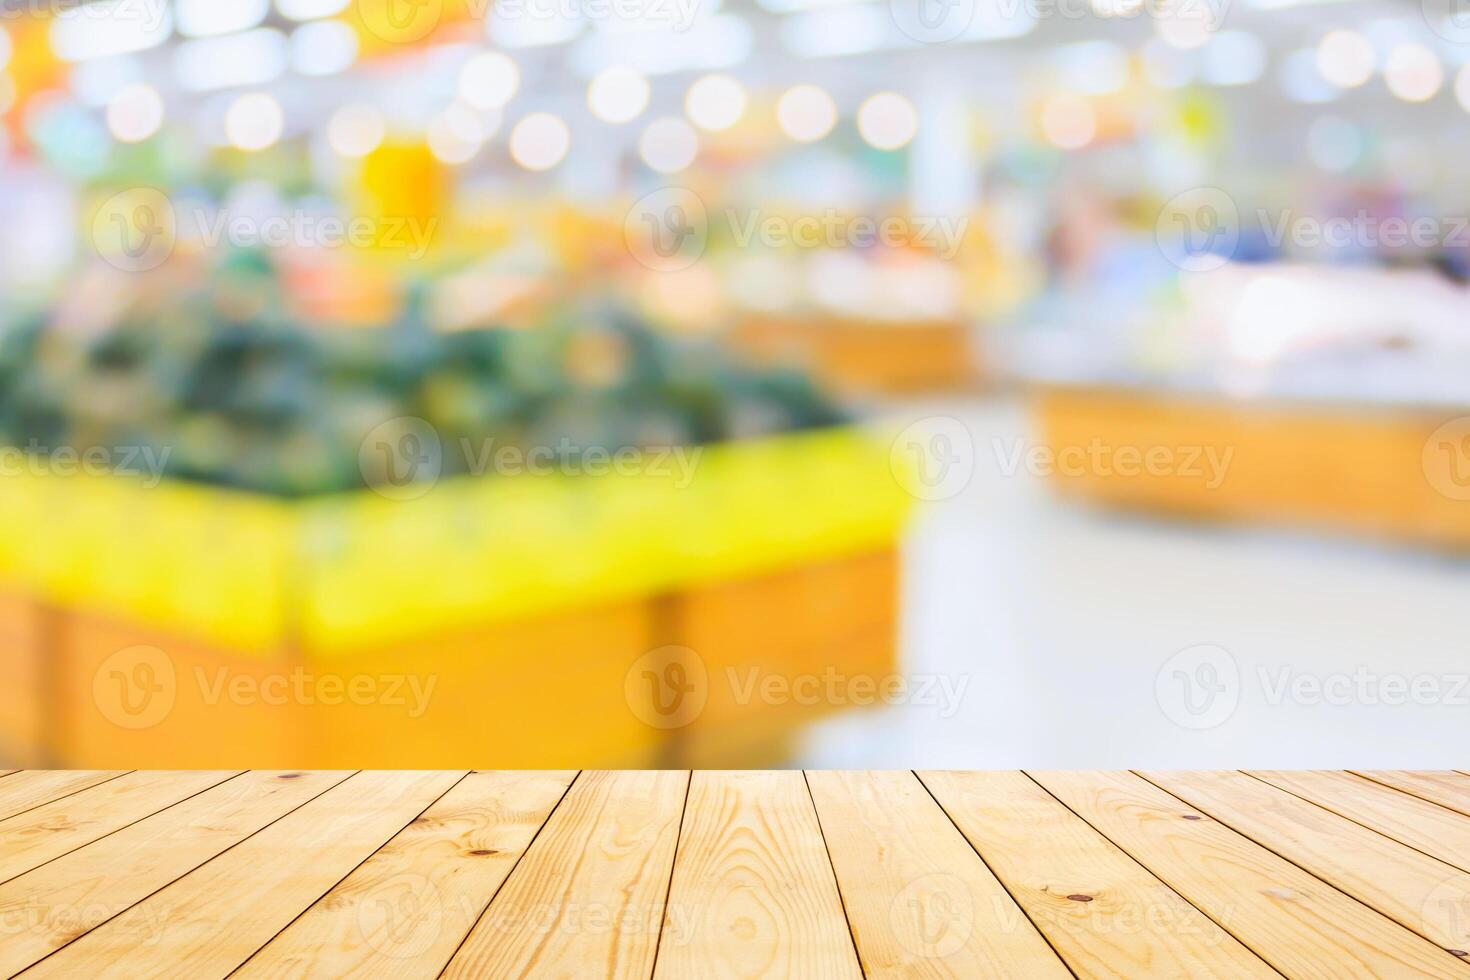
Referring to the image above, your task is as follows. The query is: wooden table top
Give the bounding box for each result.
[1,770,1468,977]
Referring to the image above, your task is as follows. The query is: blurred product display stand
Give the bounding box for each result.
[1020,264,1470,550]
[0,429,909,768]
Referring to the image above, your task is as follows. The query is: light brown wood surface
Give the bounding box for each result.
[1353,770,1470,817]
[1252,770,1470,873]
[805,770,1070,978]
[0,771,124,823]
[235,770,575,979]
[0,770,238,884]
[919,770,1274,979]
[0,770,351,976]
[441,770,689,979]
[22,770,462,980]
[2,770,1470,977]
[1145,770,1470,954]
[654,771,860,979]
[1033,770,1468,978]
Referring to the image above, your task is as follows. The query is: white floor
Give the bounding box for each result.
[800,396,1470,769]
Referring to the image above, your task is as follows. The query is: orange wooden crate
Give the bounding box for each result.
[674,628,898,768]
[631,550,901,766]
[48,602,658,769]
[51,611,307,769]
[0,591,48,765]
[40,551,901,768]
[304,600,660,769]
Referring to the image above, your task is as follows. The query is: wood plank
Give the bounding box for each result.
[1252,771,1470,875]
[443,770,688,980]
[1351,771,1470,820]
[235,771,576,979]
[1032,770,1467,978]
[4,769,1469,975]
[1145,770,1470,957]
[0,771,239,884]
[0,772,127,822]
[919,770,1275,978]
[21,770,464,979]
[652,771,860,978]
[805,770,1070,979]
[0,770,352,977]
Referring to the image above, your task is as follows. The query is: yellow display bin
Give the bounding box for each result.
[0,427,911,767]
[1034,384,1470,549]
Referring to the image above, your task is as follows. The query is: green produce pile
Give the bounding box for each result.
[0,252,847,497]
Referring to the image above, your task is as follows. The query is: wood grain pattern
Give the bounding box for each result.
[1352,771,1470,818]
[0,770,238,884]
[1146,770,1470,956]
[0,770,351,977]
[1032,770,1467,979]
[442,770,689,980]
[1253,770,1470,874]
[920,770,1274,979]
[805,770,1070,979]
[653,771,861,979]
[235,771,576,979]
[0,771,126,823]
[21,770,463,980]
[3,770,1469,976]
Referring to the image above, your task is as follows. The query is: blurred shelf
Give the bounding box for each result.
[730,314,983,395]
[1034,383,1470,550]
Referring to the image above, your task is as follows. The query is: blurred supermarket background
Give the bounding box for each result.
[1,0,1469,769]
